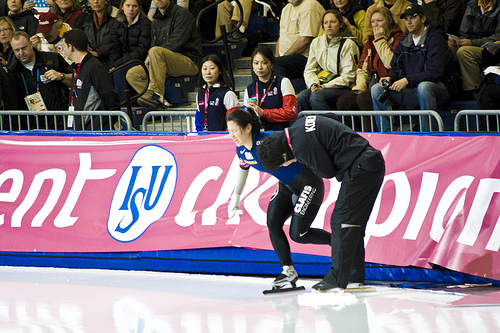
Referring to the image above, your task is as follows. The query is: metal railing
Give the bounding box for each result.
[142,111,196,132]
[0,110,133,131]
[454,110,500,132]
[299,110,445,132]
[196,0,245,91]
[7,109,500,134]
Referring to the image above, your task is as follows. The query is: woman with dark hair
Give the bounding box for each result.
[243,45,296,131]
[195,54,239,131]
[226,108,331,292]
[8,0,38,37]
[337,6,403,112]
[297,9,359,112]
[111,0,151,102]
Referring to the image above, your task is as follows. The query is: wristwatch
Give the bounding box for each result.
[60,73,65,80]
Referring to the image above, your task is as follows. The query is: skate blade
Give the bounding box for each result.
[346,286,377,293]
[263,286,305,295]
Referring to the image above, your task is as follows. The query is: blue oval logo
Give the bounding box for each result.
[107,145,177,242]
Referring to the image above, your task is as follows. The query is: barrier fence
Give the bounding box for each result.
[454,110,500,132]
[0,110,133,131]
[299,110,445,132]
[2,109,500,133]
[142,111,196,132]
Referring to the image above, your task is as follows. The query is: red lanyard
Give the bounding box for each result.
[255,77,275,106]
[203,87,209,130]
[71,61,83,106]
[284,127,294,153]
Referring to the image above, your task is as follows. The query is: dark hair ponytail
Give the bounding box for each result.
[226,108,262,135]
[251,46,275,81]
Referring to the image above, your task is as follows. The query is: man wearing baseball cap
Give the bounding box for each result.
[370,3,456,131]
[30,12,72,63]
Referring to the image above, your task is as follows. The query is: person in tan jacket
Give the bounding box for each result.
[297,9,359,111]
[362,0,410,44]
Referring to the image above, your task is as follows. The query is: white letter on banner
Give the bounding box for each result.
[224,161,260,226]
[311,178,341,230]
[456,178,500,249]
[201,156,260,226]
[403,172,439,240]
[54,153,116,228]
[11,169,66,227]
[244,176,279,226]
[430,175,474,243]
[0,169,24,226]
[365,172,410,244]
[175,166,222,227]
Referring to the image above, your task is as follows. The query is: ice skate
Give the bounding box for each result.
[312,280,344,293]
[263,266,305,295]
[346,282,376,292]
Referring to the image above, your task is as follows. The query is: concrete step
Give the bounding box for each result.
[170,40,276,105]
[234,57,251,69]
[187,90,246,103]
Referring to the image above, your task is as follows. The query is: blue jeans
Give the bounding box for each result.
[113,63,138,103]
[297,87,350,112]
[371,81,449,131]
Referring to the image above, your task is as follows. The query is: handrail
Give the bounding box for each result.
[196,0,245,91]
[454,110,500,132]
[196,0,245,44]
[298,110,445,132]
[109,59,150,104]
[0,110,133,131]
[109,59,150,122]
[142,110,196,132]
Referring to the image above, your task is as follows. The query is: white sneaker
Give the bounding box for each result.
[272,266,298,287]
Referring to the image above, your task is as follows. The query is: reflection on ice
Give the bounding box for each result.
[0,266,498,332]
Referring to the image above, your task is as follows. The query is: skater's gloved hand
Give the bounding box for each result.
[228,193,241,213]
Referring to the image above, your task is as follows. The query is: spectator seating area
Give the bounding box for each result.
[2,4,500,133]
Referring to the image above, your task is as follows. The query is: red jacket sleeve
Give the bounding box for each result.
[262,94,297,123]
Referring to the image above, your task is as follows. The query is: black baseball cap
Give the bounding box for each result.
[400,4,425,19]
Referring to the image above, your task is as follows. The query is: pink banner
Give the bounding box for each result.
[0,132,499,280]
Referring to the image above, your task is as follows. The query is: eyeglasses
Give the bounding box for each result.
[0,28,13,34]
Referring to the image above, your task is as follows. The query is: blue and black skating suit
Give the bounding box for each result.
[236,131,331,267]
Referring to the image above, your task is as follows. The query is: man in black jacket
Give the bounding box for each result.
[62,29,121,130]
[10,31,72,129]
[258,114,385,292]
[126,0,202,109]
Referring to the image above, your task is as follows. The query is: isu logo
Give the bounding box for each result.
[107,145,177,242]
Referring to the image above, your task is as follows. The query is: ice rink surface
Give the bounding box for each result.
[1,266,499,332]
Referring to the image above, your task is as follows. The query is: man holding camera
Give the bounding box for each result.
[370,4,454,131]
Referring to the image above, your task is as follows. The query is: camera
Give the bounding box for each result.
[377,79,392,103]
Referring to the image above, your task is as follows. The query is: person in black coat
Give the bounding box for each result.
[112,0,151,102]
[257,114,385,292]
[62,29,121,130]
[81,0,122,69]
[8,0,38,36]
[9,31,72,129]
